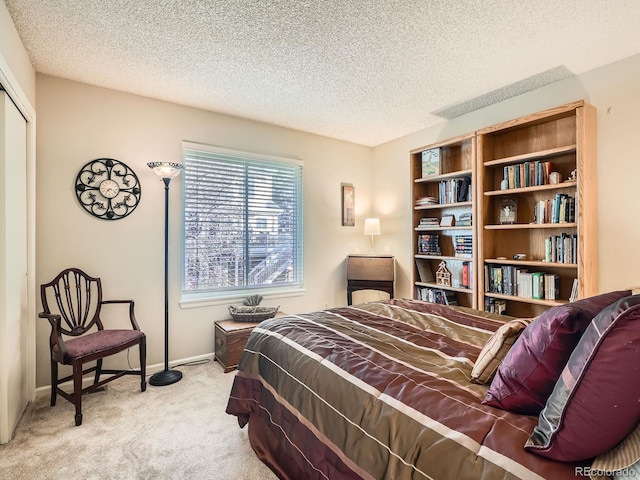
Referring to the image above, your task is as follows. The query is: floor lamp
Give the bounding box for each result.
[147,161,183,386]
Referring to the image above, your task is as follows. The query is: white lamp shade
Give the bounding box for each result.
[364,218,381,236]
[147,162,184,179]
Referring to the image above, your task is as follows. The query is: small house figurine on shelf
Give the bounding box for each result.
[436,261,452,287]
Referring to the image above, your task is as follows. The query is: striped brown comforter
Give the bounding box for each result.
[226,299,587,479]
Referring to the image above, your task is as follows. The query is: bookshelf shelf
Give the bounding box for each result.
[484,181,577,196]
[414,201,472,211]
[415,282,473,294]
[483,145,577,167]
[415,226,473,232]
[414,169,473,183]
[484,223,577,230]
[415,254,472,262]
[484,258,577,269]
[483,292,567,307]
[477,101,597,317]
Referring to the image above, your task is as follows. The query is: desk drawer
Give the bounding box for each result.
[347,256,394,281]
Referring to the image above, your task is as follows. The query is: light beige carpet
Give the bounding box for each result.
[0,361,277,480]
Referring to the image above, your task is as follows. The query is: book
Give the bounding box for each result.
[508,165,515,189]
[569,279,579,302]
[416,196,438,206]
[531,272,544,299]
[418,217,440,228]
[416,261,435,283]
[457,212,472,226]
[461,262,470,289]
[417,234,441,255]
[523,161,531,187]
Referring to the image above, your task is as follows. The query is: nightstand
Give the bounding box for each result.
[214,312,285,373]
[346,254,395,305]
[214,320,260,373]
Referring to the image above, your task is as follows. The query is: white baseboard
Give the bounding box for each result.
[35,352,216,395]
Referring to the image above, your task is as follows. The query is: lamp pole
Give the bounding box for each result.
[148,162,183,386]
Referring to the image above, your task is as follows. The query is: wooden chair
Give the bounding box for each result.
[39,267,146,426]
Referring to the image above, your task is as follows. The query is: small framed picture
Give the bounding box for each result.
[421,148,440,177]
[341,183,355,226]
[499,198,517,224]
[439,214,455,227]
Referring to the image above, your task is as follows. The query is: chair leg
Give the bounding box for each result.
[50,359,58,406]
[73,361,83,426]
[94,358,103,385]
[139,338,147,392]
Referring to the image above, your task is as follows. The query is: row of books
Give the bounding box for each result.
[415,286,458,305]
[417,234,441,255]
[545,234,577,264]
[484,264,561,300]
[418,217,440,227]
[439,177,472,204]
[484,297,507,315]
[454,235,473,258]
[533,194,576,224]
[457,212,472,226]
[417,234,474,256]
[417,212,473,228]
[415,196,438,207]
[502,160,553,189]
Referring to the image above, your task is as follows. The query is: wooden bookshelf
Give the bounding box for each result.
[477,101,598,317]
[410,133,477,308]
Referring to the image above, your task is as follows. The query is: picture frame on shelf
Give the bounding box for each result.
[499,198,517,225]
[421,148,440,177]
[416,260,435,283]
[439,214,455,227]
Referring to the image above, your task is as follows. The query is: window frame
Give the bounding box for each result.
[179,141,304,308]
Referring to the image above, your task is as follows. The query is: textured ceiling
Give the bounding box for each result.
[5,0,640,146]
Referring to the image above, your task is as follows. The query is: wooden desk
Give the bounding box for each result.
[346,254,395,305]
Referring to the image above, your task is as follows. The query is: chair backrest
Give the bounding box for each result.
[40,268,104,336]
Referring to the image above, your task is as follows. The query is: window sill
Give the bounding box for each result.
[179,287,306,309]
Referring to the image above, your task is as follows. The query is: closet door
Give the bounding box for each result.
[0,90,28,444]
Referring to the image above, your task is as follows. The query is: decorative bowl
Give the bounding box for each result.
[228,305,279,322]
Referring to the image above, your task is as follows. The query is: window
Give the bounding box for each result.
[182,142,303,298]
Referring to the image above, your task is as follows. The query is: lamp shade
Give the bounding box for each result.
[364,218,381,236]
[147,162,183,179]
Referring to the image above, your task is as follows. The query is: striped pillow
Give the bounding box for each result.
[590,423,640,479]
[470,318,531,385]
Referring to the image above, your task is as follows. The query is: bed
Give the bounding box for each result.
[226,294,640,480]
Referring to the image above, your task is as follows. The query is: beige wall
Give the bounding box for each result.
[26,46,640,388]
[35,75,375,387]
[373,53,640,299]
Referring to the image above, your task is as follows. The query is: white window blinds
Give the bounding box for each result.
[183,144,303,294]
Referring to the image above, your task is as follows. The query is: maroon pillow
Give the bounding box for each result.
[525,295,640,461]
[482,290,631,414]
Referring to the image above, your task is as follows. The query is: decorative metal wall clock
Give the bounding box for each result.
[75,158,142,220]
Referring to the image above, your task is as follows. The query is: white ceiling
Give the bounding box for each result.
[5,0,640,146]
